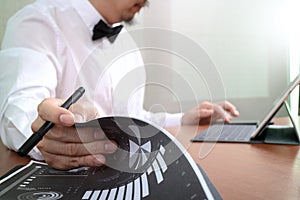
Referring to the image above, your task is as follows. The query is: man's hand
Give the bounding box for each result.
[181,101,239,125]
[31,98,117,170]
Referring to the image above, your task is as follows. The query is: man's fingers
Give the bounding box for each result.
[37,98,75,126]
[37,139,117,156]
[212,104,233,122]
[219,101,240,117]
[41,151,106,170]
[70,101,100,123]
[182,101,239,125]
[44,127,106,143]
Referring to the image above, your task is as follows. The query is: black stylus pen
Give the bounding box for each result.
[17,87,85,157]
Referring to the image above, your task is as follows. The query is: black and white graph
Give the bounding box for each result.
[0,116,219,200]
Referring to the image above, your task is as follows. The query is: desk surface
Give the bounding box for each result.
[1,123,300,200]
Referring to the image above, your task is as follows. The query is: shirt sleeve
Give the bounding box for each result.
[141,109,183,128]
[0,48,57,160]
[163,112,183,127]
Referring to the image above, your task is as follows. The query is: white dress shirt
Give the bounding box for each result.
[0,0,182,160]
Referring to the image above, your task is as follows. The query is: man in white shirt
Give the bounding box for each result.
[0,0,239,169]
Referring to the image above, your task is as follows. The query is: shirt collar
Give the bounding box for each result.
[71,0,104,34]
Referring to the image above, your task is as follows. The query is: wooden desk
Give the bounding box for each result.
[166,125,300,200]
[0,140,30,176]
[1,124,300,200]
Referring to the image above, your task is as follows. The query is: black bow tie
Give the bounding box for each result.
[92,19,123,43]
